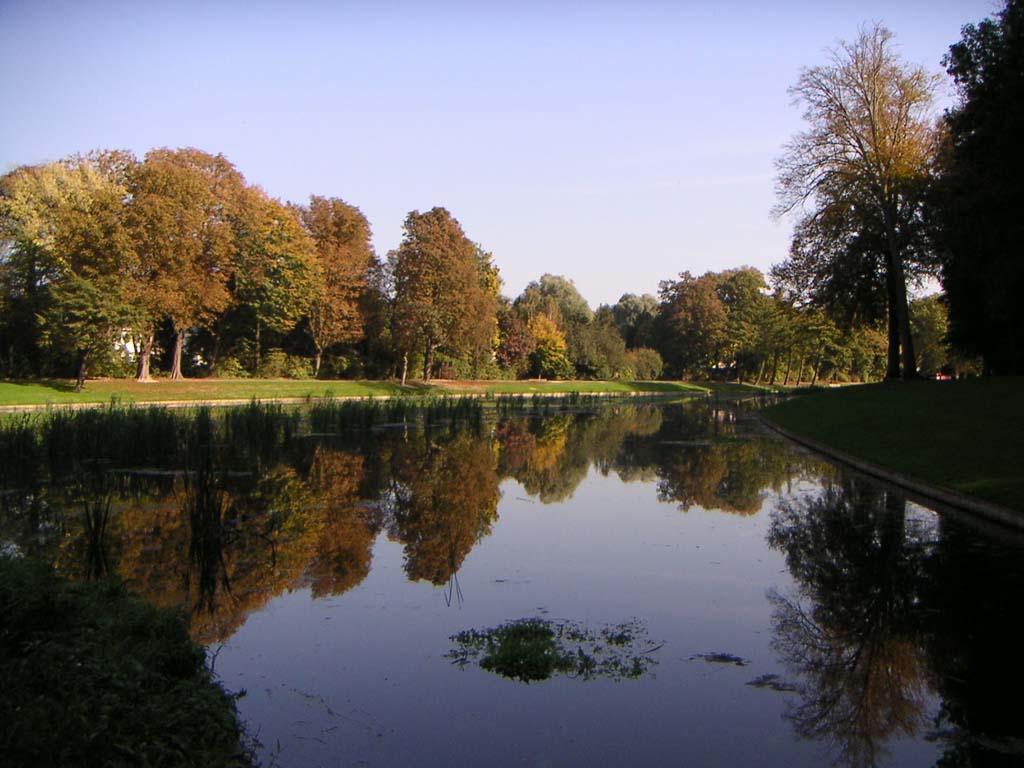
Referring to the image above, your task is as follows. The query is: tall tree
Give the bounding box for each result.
[390,208,496,383]
[0,154,137,387]
[228,189,320,374]
[713,267,769,380]
[514,274,593,373]
[126,149,243,380]
[937,0,1024,374]
[610,293,659,349]
[775,24,939,379]
[298,196,375,377]
[655,271,727,378]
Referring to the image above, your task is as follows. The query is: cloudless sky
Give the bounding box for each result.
[0,0,998,308]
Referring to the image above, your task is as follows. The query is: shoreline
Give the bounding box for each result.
[758,413,1024,531]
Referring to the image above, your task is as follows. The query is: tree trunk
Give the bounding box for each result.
[170,328,185,380]
[423,340,434,382]
[209,318,223,376]
[795,356,805,386]
[885,267,901,379]
[810,354,822,386]
[135,332,154,382]
[769,352,780,384]
[890,256,918,379]
[75,349,89,392]
[783,351,793,386]
[882,206,918,379]
[754,357,766,385]
[400,352,408,387]
[314,346,323,379]
[253,319,261,374]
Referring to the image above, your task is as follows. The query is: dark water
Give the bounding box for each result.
[2,399,1022,767]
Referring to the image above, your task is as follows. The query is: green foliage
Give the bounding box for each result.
[233,191,320,338]
[626,347,664,380]
[611,293,659,349]
[213,356,251,379]
[0,155,138,384]
[256,349,312,379]
[0,557,254,767]
[937,0,1024,374]
[572,314,631,379]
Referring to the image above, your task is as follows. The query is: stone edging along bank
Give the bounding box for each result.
[757,414,1024,532]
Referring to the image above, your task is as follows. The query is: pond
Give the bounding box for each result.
[2,397,1022,767]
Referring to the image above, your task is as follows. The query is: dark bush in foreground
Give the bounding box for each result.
[0,557,254,768]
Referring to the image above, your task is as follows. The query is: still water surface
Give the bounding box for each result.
[3,398,1021,767]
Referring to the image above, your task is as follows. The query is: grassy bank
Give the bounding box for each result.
[763,377,1024,512]
[0,378,713,407]
[0,557,254,767]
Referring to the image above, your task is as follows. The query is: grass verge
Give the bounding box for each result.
[0,378,708,407]
[0,557,254,767]
[762,377,1024,513]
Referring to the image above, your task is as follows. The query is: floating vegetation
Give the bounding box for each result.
[746,673,800,693]
[689,651,751,666]
[447,617,662,682]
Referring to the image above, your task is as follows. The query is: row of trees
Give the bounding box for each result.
[0,149,914,387]
[0,149,376,388]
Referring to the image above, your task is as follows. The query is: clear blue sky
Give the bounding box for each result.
[0,0,997,308]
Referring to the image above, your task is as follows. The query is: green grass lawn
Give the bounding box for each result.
[0,377,710,407]
[763,377,1024,512]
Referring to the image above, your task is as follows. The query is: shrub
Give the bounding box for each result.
[628,347,665,380]
[213,356,251,379]
[0,557,255,767]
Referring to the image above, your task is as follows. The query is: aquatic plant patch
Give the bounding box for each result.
[446,617,662,682]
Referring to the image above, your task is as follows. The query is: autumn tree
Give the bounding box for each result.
[495,297,536,377]
[298,196,376,377]
[775,24,940,379]
[527,313,574,379]
[655,271,727,378]
[390,207,497,383]
[126,148,244,380]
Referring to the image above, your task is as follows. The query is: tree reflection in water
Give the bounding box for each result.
[1,401,815,644]
[3,399,1023,761]
[384,431,501,586]
[768,481,934,768]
